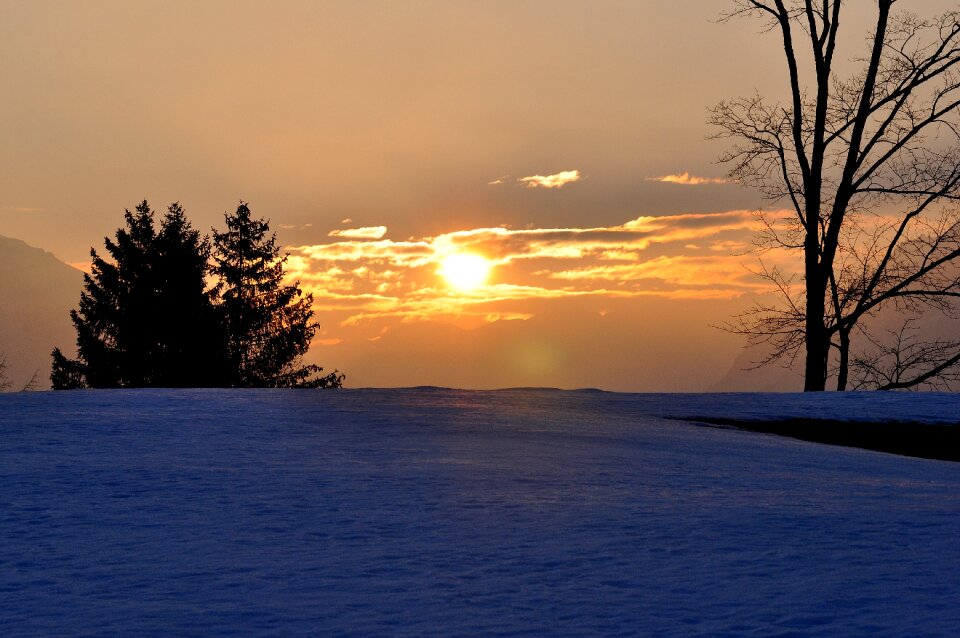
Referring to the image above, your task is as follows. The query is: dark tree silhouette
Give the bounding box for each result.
[153,203,229,386]
[713,1,960,390]
[50,347,85,389]
[0,352,43,392]
[212,202,343,388]
[0,352,10,391]
[52,201,227,388]
[850,320,960,390]
[52,200,343,390]
[20,368,41,392]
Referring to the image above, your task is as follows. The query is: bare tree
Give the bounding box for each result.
[0,355,44,392]
[20,368,42,392]
[713,1,960,390]
[0,353,10,392]
[850,319,960,390]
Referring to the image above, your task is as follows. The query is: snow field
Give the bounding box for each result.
[1,388,959,636]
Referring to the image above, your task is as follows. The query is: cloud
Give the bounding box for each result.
[284,210,794,330]
[518,170,581,189]
[328,226,388,240]
[489,170,583,189]
[544,255,768,291]
[647,172,729,186]
[5,206,46,213]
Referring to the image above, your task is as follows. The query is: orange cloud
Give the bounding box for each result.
[647,172,729,185]
[285,210,793,332]
[544,255,773,292]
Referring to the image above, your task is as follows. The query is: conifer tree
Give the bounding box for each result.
[50,347,85,389]
[212,202,342,388]
[153,203,229,386]
[52,201,227,388]
[72,200,156,386]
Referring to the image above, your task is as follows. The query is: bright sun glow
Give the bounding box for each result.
[438,253,494,292]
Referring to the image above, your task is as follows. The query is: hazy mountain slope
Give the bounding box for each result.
[710,341,804,392]
[0,235,82,390]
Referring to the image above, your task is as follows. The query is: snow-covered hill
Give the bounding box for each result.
[1,388,959,636]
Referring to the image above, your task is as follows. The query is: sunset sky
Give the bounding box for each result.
[3,1,955,390]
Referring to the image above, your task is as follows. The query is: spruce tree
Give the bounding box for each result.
[153,203,229,386]
[212,202,342,387]
[50,347,85,389]
[72,200,156,386]
[52,201,227,388]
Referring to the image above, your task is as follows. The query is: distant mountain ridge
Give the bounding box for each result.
[710,343,804,392]
[0,235,83,390]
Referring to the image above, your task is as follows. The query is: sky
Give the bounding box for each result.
[3,1,955,390]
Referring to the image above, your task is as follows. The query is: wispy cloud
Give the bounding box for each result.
[4,206,46,213]
[518,170,582,189]
[488,175,511,186]
[647,172,729,186]
[328,226,388,240]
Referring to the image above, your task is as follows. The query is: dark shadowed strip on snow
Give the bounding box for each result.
[676,417,960,463]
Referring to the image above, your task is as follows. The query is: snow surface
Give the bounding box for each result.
[1,388,959,636]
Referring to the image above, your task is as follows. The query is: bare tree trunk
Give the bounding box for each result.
[804,271,828,391]
[836,328,850,391]
[804,198,828,391]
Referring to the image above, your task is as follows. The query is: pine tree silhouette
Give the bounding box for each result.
[53,201,228,388]
[52,200,343,389]
[212,202,342,388]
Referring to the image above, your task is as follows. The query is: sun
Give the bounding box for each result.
[438,253,494,292]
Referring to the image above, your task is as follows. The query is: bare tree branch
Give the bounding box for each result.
[0,353,10,392]
[20,368,41,392]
